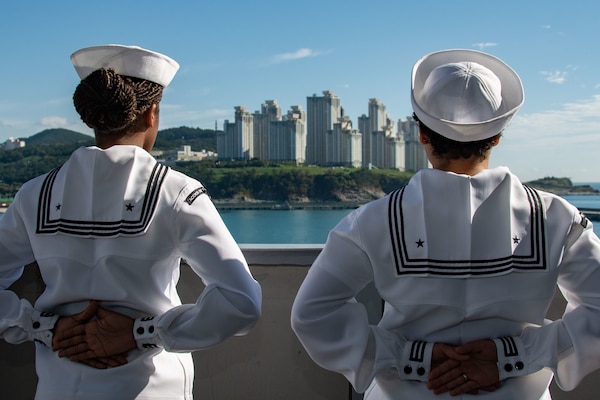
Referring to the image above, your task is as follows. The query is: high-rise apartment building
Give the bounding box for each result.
[360,99,395,169]
[399,115,429,171]
[325,116,362,167]
[358,114,371,167]
[384,135,405,170]
[364,98,385,168]
[306,90,342,165]
[218,106,254,160]
[253,100,282,160]
[269,106,306,164]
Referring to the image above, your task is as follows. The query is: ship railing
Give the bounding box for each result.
[1,245,598,399]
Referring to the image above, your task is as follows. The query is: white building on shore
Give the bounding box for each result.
[152,145,217,164]
[1,138,25,150]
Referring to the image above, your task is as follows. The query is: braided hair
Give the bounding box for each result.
[73,68,163,137]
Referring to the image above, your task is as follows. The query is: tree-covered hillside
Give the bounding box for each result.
[172,160,412,202]
[24,128,94,146]
[0,143,83,195]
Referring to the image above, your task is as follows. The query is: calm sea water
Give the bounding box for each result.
[221,183,600,244]
[220,208,353,244]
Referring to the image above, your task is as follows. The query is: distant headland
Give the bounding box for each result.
[524,177,599,196]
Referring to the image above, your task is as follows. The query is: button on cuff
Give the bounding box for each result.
[493,336,529,380]
[29,310,59,347]
[398,341,433,382]
[133,316,162,350]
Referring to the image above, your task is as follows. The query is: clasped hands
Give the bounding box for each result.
[427,340,500,396]
[51,300,137,369]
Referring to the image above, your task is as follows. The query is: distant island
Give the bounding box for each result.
[524,177,599,196]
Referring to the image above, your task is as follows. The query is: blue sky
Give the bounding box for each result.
[1,0,599,182]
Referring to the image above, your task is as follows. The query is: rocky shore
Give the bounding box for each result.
[212,187,385,210]
[212,180,599,211]
[213,200,363,210]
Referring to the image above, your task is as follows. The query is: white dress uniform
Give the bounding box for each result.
[291,166,600,399]
[0,145,262,399]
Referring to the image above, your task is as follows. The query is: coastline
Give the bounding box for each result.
[212,186,600,212]
[213,200,363,210]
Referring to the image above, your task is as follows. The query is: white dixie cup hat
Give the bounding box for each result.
[411,49,524,142]
[70,44,180,87]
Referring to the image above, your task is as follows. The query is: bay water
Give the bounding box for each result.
[221,184,600,244]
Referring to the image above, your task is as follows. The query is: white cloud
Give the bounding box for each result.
[507,95,600,143]
[269,48,326,64]
[38,116,68,128]
[540,70,567,84]
[494,95,600,181]
[542,25,551,29]
[473,42,498,50]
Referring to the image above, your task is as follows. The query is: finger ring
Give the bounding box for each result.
[462,373,468,382]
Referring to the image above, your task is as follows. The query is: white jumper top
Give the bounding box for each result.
[0,145,262,400]
[292,167,600,399]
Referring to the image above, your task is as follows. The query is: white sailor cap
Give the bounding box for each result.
[411,49,524,142]
[70,44,179,87]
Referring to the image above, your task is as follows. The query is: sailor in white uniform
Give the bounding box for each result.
[291,49,600,399]
[0,45,261,399]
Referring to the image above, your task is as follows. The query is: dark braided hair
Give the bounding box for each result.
[413,113,501,161]
[73,68,163,136]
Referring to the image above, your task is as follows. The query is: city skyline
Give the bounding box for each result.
[2,1,600,181]
[217,91,430,172]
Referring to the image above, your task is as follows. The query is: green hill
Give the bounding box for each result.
[26,129,94,146]
[21,126,217,151]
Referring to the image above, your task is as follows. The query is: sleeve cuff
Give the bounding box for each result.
[133,316,163,350]
[493,336,529,380]
[30,310,59,347]
[397,340,433,382]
